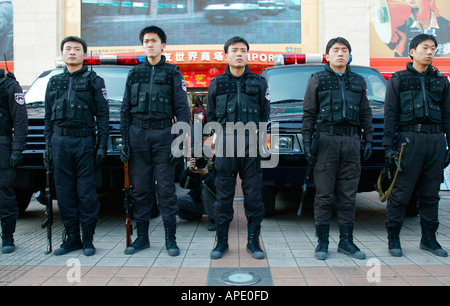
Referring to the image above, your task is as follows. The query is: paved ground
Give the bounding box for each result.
[1,180,450,287]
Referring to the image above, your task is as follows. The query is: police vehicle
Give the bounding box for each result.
[15,55,166,214]
[261,54,390,216]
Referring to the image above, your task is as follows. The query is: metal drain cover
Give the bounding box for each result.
[221,271,261,286]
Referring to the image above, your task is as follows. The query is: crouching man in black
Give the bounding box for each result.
[177,157,216,231]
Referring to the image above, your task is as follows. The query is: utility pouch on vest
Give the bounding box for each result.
[130,83,149,114]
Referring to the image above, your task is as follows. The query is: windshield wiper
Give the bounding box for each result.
[271,99,304,104]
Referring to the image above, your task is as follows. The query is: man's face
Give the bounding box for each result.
[225,42,248,69]
[326,42,350,71]
[62,41,86,67]
[410,39,436,65]
[143,32,166,59]
[408,0,431,19]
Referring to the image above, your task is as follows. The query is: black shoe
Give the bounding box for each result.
[54,222,82,256]
[386,221,403,257]
[211,223,229,259]
[1,218,16,254]
[419,220,448,257]
[164,223,180,257]
[124,221,150,255]
[82,223,96,256]
[247,224,265,259]
[337,224,366,260]
[315,224,330,260]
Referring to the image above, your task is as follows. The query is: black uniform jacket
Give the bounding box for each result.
[302,64,374,143]
[0,74,28,151]
[383,63,450,148]
[206,65,270,125]
[44,65,110,147]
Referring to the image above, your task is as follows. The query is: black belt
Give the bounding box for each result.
[399,124,442,133]
[54,126,94,137]
[0,129,11,136]
[131,118,172,130]
[319,125,361,136]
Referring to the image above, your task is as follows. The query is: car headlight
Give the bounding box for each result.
[111,136,123,152]
[272,135,293,151]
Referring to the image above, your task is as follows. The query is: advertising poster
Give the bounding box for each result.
[371,0,450,58]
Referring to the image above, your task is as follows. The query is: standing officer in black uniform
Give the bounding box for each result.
[206,36,270,260]
[120,26,190,256]
[0,69,27,254]
[44,36,109,256]
[302,37,374,261]
[383,34,450,258]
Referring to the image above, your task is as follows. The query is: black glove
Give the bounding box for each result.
[362,141,373,162]
[44,145,52,168]
[384,146,396,169]
[120,144,130,164]
[96,146,106,166]
[445,149,450,168]
[10,150,23,170]
[303,141,316,165]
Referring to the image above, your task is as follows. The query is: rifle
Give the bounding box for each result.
[124,161,133,247]
[297,117,322,216]
[41,141,53,255]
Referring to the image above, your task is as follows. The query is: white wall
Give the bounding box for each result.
[13,0,63,87]
[319,0,371,66]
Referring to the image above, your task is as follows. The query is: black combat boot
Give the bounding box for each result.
[124,220,150,255]
[386,221,403,257]
[211,223,229,259]
[54,222,82,256]
[419,220,448,257]
[81,223,96,256]
[337,223,366,260]
[1,217,16,254]
[247,224,265,259]
[315,224,330,260]
[164,223,180,256]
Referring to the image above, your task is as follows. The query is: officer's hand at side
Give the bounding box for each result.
[10,150,23,170]
[96,146,106,166]
[362,141,373,162]
[384,146,396,169]
[445,149,450,169]
[44,145,52,168]
[120,144,130,164]
[303,141,316,165]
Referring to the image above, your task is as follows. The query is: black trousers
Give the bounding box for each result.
[386,131,446,226]
[129,125,177,225]
[51,134,99,227]
[0,136,18,221]
[313,133,361,226]
[214,132,264,227]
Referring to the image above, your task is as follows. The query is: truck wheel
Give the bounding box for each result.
[262,185,276,217]
[14,188,33,216]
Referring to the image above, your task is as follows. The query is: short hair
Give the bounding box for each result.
[224,36,250,54]
[139,26,167,44]
[60,36,88,54]
[409,34,438,59]
[325,37,352,54]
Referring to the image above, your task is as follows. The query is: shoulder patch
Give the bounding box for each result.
[15,93,25,105]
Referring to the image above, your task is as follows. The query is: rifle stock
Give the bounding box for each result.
[297,117,322,217]
[124,162,133,247]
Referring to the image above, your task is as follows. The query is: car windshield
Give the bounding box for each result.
[266,66,386,105]
[25,67,130,106]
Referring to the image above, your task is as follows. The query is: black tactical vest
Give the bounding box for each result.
[395,66,446,125]
[128,63,175,116]
[0,76,15,131]
[214,72,262,125]
[315,67,365,126]
[47,68,98,125]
